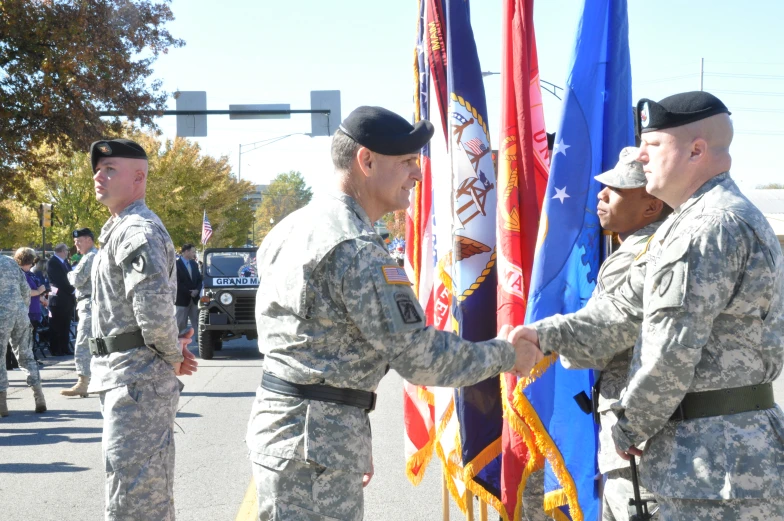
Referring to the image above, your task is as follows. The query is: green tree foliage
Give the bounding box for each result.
[0,129,255,251]
[0,0,183,200]
[757,183,784,189]
[254,171,313,243]
[382,210,406,240]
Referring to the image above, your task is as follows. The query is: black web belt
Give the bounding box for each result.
[261,372,377,412]
[88,330,146,357]
[670,383,774,421]
[77,294,91,302]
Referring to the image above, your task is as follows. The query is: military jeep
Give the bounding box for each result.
[198,248,259,359]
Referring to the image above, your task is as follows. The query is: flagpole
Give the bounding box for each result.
[442,475,450,521]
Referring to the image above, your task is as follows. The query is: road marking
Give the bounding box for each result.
[234,477,257,521]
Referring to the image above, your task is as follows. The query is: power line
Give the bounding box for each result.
[734,130,784,136]
[711,89,784,97]
[732,107,784,114]
[636,73,698,85]
[707,61,784,66]
[704,72,784,80]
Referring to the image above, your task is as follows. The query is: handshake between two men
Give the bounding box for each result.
[499,324,544,378]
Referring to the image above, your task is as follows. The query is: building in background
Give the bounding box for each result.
[744,189,784,250]
[246,184,269,212]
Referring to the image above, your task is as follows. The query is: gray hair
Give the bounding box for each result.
[54,243,69,254]
[331,129,361,172]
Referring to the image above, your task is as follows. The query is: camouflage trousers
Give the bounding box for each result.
[655,496,784,521]
[522,469,554,521]
[99,374,180,521]
[0,312,41,392]
[602,467,657,520]
[74,303,92,377]
[250,452,364,521]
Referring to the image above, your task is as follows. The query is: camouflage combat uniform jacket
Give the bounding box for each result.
[0,255,30,318]
[247,191,516,473]
[534,173,784,499]
[582,222,659,475]
[68,246,98,309]
[88,199,183,392]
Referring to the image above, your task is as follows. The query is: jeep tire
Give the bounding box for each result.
[198,309,220,360]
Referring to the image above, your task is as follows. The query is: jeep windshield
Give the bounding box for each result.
[204,251,258,286]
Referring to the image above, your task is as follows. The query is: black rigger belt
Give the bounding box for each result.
[88,330,146,356]
[670,383,774,421]
[261,372,377,411]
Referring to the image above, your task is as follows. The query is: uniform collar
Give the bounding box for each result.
[673,172,731,215]
[98,198,148,243]
[327,191,374,229]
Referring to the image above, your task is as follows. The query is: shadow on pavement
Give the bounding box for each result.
[0,462,90,474]
[0,410,102,423]
[175,411,202,418]
[0,432,101,446]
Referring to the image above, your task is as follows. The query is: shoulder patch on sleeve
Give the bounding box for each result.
[646,237,690,313]
[381,265,411,285]
[394,292,422,324]
[116,232,149,266]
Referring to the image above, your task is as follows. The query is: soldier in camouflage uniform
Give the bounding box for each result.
[62,227,98,397]
[87,138,199,521]
[514,92,784,520]
[521,148,669,521]
[0,254,46,416]
[246,106,541,521]
[591,147,670,520]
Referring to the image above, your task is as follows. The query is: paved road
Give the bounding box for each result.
[2,338,783,520]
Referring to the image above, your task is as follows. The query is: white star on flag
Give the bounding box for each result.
[553,186,570,203]
[553,138,570,156]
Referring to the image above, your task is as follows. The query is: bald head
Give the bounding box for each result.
[636,113,734,208]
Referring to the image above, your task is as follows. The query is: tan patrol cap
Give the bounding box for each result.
[594,147,646,189]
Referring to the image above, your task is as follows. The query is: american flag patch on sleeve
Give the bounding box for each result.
[381,265,411,285]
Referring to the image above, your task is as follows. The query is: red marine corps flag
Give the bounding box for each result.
[495,0,550,518]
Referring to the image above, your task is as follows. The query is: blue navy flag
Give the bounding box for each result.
[445,0,504,514]
[520,0,634,520]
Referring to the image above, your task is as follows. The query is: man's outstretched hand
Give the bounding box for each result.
[173,327,199,376]
[499,324,545,378]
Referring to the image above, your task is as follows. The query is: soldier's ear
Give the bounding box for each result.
[356,147,374,177]
[643,197,664,218]
[689,137,708,161]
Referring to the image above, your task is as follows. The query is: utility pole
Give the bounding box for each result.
[700,58,704,91]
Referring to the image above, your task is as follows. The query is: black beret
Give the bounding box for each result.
[90,138,148,172]
[72,227,94,239]
[338,106,434,155]
[638,91,731,135]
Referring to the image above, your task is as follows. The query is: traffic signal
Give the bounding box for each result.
[39,203,53,228]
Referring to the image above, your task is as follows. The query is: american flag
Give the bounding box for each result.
[201,210,213,245]
[463,137,486,156]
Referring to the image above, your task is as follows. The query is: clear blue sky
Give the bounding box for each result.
[151,0,784,195]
